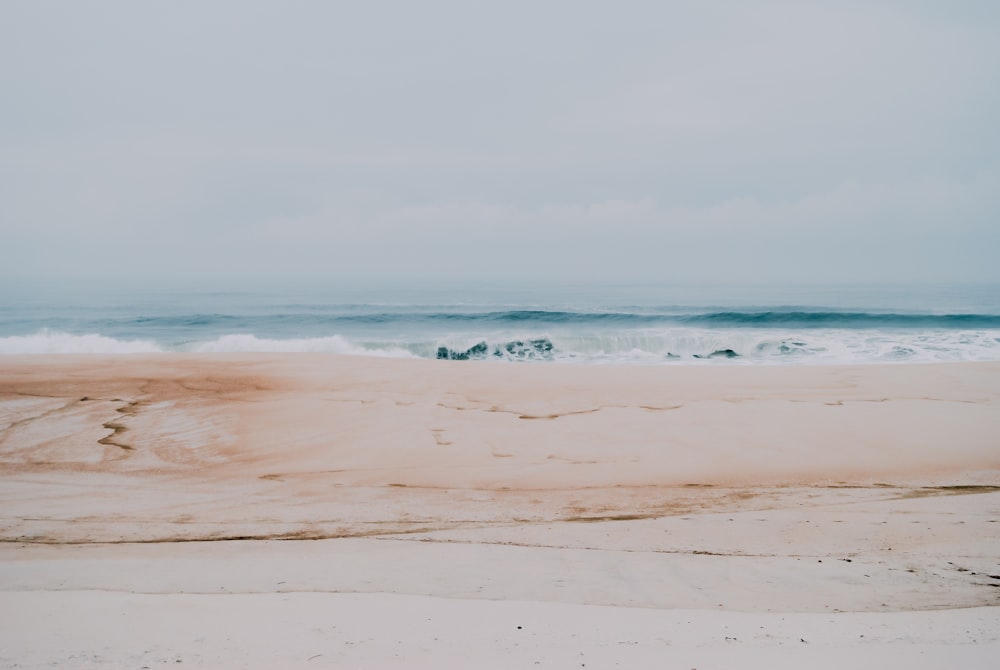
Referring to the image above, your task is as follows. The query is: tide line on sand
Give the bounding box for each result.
[1,355,999,668]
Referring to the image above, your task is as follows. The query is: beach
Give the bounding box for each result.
[1,355,999,668]
[5,0,1000,664]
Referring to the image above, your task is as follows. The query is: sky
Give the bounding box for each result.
[2,0,999,286]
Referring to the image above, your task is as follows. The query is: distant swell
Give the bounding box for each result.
[287,309,1000,329]
[679,311,1000,328]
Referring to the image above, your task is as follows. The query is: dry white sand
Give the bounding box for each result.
[1,355,999,668]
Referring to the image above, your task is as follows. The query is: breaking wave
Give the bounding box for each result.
[0,331,415,358]
[0,330,162,355]
[436,338,555,361]
[3,310,999,364]
[190,334,415,357]
[2,327,999,363]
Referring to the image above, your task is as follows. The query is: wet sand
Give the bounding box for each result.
[1,355,999,667]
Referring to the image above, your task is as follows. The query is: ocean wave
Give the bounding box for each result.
[190,334,416,357]
[326,309,1000,329]
[436,338,555,361]
[73,308,1000,333]
[681,311,1000,328]
[2,328,999,364]
[0,330,416,357]
[0,330,162,355]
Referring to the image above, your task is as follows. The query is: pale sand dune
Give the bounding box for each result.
[1,356,999,667]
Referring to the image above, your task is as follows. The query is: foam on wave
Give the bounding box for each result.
[3,328,998,364]
[0,330,162,355]
[435,338,555,361]
[190,334,416,357]
[550,328,1000,364]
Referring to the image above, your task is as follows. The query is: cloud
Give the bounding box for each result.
[0,1,998,285]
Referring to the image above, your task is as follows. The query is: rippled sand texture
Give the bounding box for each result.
[1,356,999,667]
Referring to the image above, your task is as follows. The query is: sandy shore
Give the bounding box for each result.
[1,355,999,667]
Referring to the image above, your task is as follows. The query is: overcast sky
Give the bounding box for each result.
[2,1,998,286]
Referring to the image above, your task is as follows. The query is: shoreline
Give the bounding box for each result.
[2,356,998,666]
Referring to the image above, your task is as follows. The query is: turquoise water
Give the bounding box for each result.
[2,280,999,364]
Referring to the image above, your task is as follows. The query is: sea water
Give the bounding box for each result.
[1,279,998,364]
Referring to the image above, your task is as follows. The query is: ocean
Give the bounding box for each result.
[1,280,999,365]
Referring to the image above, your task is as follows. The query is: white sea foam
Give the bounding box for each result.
[557,328,1000,364]
[2,328,998,364]
[0,330,163,355]
[190,334,416,358]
